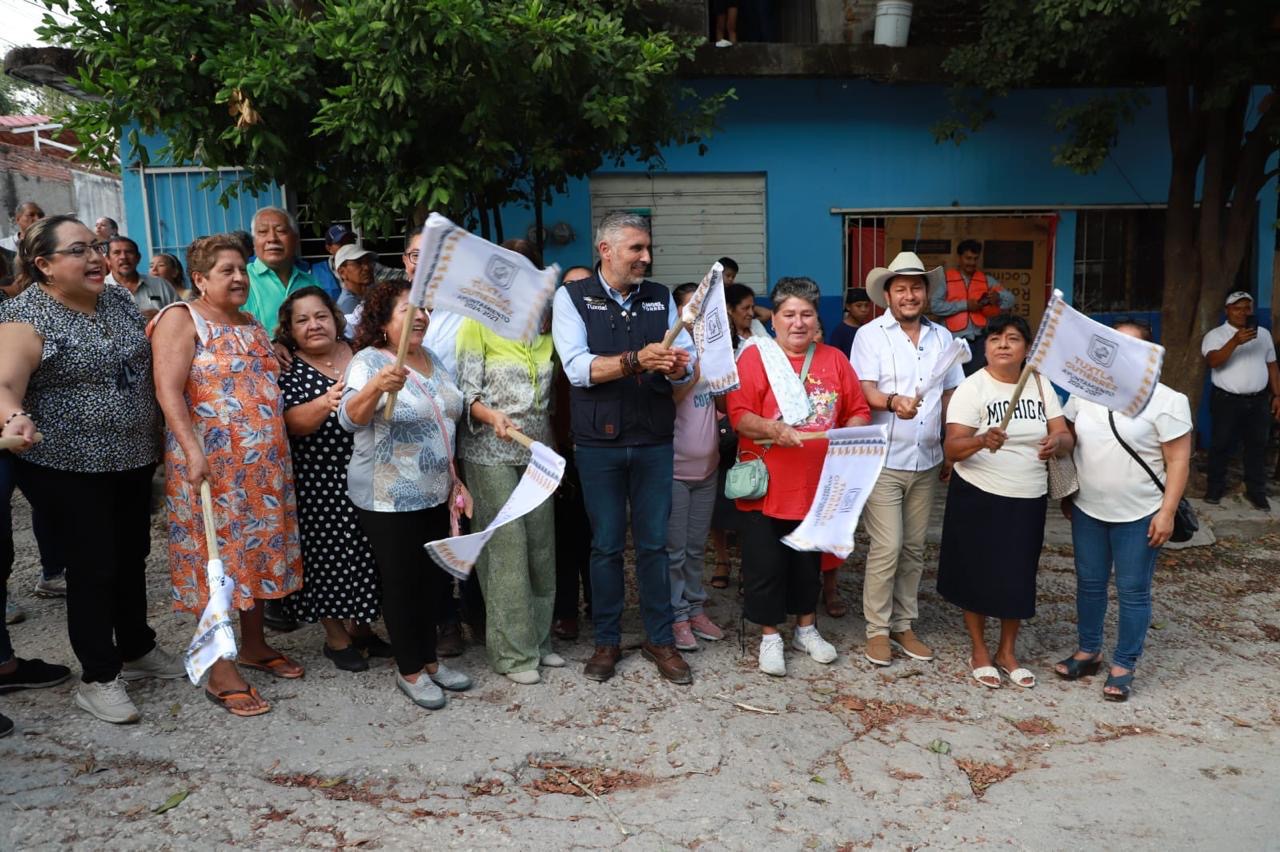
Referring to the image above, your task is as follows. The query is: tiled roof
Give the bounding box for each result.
[0,115,53,128]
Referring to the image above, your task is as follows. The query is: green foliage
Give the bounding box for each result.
[937,0,1279,174]
[38,0,731,233]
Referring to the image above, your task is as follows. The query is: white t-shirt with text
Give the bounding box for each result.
[947,368,1064,499]
[1063,383,1193,523]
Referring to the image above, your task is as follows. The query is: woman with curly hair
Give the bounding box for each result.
[339,279,474,710]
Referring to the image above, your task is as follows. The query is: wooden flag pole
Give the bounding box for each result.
[199,480,221,562]
[382,311,418,420]
[505,427,535,449]
[991,362,1036,448]
[660,321,686,349]
[757,431,829,448]
[0,432,43,451]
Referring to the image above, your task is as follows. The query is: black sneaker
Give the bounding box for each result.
[262,600,300,633]
[1203,492,1222,505]
[1246,493,1271,512]
[0,711,13,738]
[351,633,394,659]
[437,622,465,658]
[0,658,72,694]
[322,644,369,673]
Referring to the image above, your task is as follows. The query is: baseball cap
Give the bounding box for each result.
[1224,291,1253,306]
[845,287,871,304]
[325,224,355,245]
[334,244,375,268]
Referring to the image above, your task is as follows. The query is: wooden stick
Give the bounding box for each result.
[551,768,631,837]
[715,694,781,715]
[505,427,535,449]
[0,432,43,451]
[381,310,417,420]
[756,431,829,448]
[994,362,1036,434]
[660,322,685,349]
[199,480,220,562]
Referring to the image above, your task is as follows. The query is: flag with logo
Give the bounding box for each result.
[408,212,559,343]
[425,441,566,580]
[1028,290,1163,416]
[782,426,889,558]
[185,483,238,684]
[681,262,740,395]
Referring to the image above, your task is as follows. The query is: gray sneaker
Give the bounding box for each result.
[74,677,140,724]
[428,663,472,692]
[33,573,67,598]
[121,647,187,681]
[4,598,24,625]
[396,671,446,709]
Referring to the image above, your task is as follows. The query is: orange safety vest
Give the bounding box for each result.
[943,269,1002,332]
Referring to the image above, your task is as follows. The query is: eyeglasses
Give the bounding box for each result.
[47,242,109,258]
[404,250,420,262]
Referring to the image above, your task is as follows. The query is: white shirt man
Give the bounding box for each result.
[1200,291,1280,510]
[851,252,963,667]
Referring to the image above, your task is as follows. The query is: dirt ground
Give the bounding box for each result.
[2,484,1278,850]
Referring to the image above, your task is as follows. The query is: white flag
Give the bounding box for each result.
[408,213,559,343]
[425,442,566,580]
[917,337,971,399]
[1028,290,1163,417]
[683,262,740,395]
[782,426,889,559]
[184,557,238,684]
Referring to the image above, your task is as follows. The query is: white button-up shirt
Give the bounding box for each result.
[851,313,963,472]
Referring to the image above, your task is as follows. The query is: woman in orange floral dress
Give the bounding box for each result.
[150,234,303,717]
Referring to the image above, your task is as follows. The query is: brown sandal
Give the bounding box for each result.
[823,592,848,619]
[239,654,305,679]
[206,686,271,717]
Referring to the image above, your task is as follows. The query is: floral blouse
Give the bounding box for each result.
[339,347,463,512]
[454,318,555,466]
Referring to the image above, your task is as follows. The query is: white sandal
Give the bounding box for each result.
[971,665,1001,689]
[999,665,1036,688]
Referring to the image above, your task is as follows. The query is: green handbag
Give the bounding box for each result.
[724,450,769,500]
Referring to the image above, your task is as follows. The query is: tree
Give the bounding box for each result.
[38,0,731,247]
[939,0,1280,411]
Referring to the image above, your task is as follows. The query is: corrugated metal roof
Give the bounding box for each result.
[0,115,53,128]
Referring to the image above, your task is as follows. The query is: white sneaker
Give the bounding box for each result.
[759,636,786,677]
[428,663,472,691]
[4,598,24,625]
[33,573,67,598]
[396,671,446,709]
[506,669,541,684]
[792,628,838,664]
[540,652,566,668]
[714,39,733,48]
[74,677,140,724]
[121,647,187,681]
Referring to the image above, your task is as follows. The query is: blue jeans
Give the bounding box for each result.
[575,443,676,647]
[1071,507,1161,671]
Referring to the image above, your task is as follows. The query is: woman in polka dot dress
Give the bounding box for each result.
[275,287,386,672]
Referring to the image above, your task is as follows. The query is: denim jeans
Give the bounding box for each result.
[575,443,676,647]
[1,451,64,588]
[667,472,716,622]
[1071,507,1161,671]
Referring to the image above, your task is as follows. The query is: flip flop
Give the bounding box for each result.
[971,665,1001,689]
[709,562,731,590]
[206,686,271,717]
[239,654,305,679]
[999,665,1036,689]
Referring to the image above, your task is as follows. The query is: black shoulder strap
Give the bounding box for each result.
[1107,410,1165,493]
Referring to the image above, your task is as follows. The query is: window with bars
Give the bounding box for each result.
[1072,209,1166,314]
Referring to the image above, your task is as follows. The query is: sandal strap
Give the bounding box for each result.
[1105,671,1135,687]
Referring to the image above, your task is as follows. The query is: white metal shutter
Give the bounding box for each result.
[589,173,767,293]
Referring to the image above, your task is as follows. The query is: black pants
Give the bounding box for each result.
[15,461,157,683]
[740,511,821,626]
[356,505,449,676]
[1207,388,1271,498]
[552,457,592,620]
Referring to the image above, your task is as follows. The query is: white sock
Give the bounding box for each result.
[796,624,819,641]
[761,633,783,647]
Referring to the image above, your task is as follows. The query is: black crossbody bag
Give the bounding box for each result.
[1107,411,1198,543]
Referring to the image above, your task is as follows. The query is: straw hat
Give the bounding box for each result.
[864,251,945,309]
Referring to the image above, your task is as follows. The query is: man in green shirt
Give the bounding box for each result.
[243,206,317,331]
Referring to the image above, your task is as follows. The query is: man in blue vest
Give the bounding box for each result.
[551,211,697,684]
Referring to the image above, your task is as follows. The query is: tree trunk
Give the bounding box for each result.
[493,204,504,244]
[533,173,546,260]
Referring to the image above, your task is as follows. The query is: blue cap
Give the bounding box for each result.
[325,224,355,245]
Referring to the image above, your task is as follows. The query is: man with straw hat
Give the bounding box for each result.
[851,251,965,667]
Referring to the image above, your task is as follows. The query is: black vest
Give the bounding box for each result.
[565,274,676,447]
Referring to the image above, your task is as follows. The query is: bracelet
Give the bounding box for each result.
[620,353,634,376]
[621,350,641,376]
[885,393,897,411]
[2,411,32,429]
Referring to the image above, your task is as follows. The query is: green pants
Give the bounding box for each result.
[466,461,556,674]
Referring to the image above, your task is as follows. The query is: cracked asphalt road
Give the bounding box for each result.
[2,491,1278,850]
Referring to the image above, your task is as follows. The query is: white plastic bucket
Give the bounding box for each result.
[873,1,913,47]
